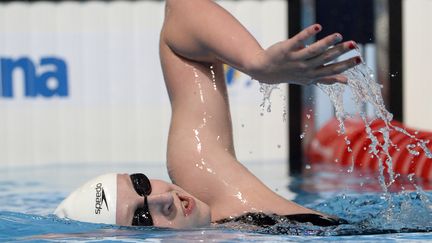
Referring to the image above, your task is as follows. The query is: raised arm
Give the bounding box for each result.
[162,0,360,85]
[160,0,357,221]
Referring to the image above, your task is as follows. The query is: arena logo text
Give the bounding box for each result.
[0,57,68,98]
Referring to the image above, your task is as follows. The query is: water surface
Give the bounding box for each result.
[1,162,431,242]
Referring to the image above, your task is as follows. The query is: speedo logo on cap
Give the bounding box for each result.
[95,183,109,214]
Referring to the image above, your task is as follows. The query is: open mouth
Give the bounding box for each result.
[178,194,196,216]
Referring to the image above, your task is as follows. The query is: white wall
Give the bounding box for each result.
[0,1,288,166]
[403,0,432,131]
[219,1,288,164]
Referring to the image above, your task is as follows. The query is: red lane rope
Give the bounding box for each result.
[307,118,432,181]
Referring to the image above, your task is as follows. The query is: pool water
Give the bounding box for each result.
[1,161,432,242]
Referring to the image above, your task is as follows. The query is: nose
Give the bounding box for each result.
[147,192,175,216]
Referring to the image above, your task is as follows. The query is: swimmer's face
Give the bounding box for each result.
[116,173,211,228]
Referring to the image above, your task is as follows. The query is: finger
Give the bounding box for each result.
[314,56,362,78]
[313,74,348,85]
[293,43,306,51]
[307,41,357,67]
[292,33,343,60]
[284,24,322,51]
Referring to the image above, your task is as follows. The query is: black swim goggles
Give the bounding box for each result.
[130,173,154,226]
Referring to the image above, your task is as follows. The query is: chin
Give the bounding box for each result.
[195,201,212,227]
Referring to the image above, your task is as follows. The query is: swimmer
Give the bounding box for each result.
[55,0,361,229]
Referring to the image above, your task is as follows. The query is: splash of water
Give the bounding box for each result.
[317,60,432,192]
[259,83,288,121]
[257,57,432,191]
[259,83,278,113]
[256,53,432,224]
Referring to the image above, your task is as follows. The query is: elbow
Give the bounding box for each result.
[166,0,209,13]
[164,0,179,18]
[165,0,189,11]
[165,0,174,9]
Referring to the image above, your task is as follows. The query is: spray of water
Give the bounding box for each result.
[259,83,278,113]
[259,83,288,122]
[317,61,432,192]
[257,52,432,191]
[258,52,432,224]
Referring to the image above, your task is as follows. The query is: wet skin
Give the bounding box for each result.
[160,0,360,222]
[115,174,211,228]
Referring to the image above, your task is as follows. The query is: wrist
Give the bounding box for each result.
[243,50,268,81]
[244,50,278,84]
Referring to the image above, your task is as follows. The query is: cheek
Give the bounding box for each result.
[196,203,212,226]
[116,204,133,226]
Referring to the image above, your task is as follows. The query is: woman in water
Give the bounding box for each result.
[55,0,361,229]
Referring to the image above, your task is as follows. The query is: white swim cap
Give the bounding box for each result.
[54,173,117,224]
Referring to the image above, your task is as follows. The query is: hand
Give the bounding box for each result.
[247,24,362,85]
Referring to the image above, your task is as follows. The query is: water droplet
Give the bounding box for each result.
[300,132,305,139]
[258,83,286,120]
[209,65,217,91]
[408,173,415,182]
[407,144,420,156]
